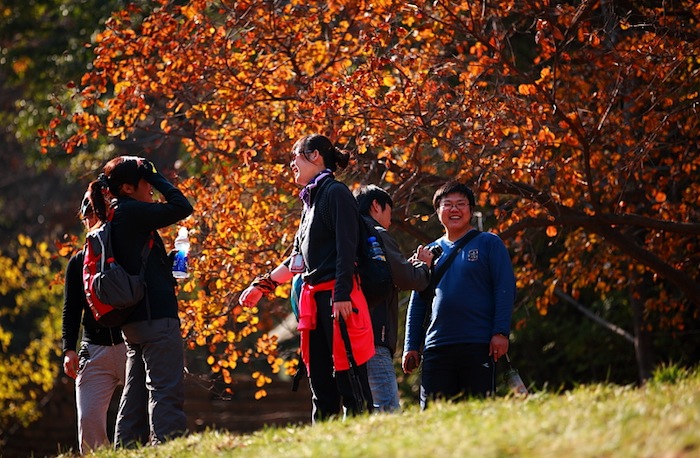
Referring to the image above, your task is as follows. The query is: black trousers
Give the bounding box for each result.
[420,343,495,409]
[306,290,373,422]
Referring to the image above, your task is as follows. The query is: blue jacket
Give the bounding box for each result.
[404,230,516,352]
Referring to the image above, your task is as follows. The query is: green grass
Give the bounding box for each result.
[62,371,700,458]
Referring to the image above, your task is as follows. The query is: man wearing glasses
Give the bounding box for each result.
[402,181,516,408]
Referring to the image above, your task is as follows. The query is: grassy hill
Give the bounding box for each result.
[58,368,700,458]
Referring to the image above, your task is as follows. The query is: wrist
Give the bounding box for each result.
[250,273,280,295]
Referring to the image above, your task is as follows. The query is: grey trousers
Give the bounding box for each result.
[76,341,126,454]
[114,317,187,447]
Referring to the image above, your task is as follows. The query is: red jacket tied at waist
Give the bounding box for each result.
[297,277,374,372]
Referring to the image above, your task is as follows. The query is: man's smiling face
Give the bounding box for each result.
[436,192,473,235]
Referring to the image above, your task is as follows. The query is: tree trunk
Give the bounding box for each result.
[630,273,654,383]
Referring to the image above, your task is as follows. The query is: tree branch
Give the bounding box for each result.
[495,208,700,306]
[554,288,635,343]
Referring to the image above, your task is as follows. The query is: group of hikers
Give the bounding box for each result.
[62,134,516,454]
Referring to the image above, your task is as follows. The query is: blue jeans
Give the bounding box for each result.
[366,346,400,412]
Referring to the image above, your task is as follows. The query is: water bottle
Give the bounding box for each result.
[172,227,190,279]
[367,236,386,261]
[503,354,529,396]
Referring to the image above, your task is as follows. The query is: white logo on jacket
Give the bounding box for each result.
[467,249,479,261]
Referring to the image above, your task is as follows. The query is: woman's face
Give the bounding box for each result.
[290,149,324,186]
[82,212,99,231]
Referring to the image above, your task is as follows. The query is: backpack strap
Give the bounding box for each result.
[104,202,152,279]
[140,232,154,322]
[138,232,154,279]
[432,230,481,290]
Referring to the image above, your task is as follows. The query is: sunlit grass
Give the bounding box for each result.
[59,370,700,458]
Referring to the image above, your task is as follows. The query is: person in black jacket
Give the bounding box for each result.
[62,187,126,454]
[239,134,374,422]
[95,156,193,447]
[354,185,433,412]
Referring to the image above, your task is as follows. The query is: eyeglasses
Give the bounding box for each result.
[438,200,470,211]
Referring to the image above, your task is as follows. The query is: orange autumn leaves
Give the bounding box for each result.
[43,0,700,396]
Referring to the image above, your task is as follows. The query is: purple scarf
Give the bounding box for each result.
[299,169,333,208]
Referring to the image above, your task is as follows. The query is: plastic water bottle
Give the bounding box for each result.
[503,354,529,396]
[367,236,386,261]
[172,227,190,279]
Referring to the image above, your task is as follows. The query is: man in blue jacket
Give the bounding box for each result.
[402,181,515,408]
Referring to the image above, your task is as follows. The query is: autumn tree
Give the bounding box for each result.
[43,0,699,390]
[0,236,65,440]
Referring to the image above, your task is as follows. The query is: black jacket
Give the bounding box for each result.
[364,216,430,355]
[110,172,193,324]
[62,251,123,353]
[296,176,359,302]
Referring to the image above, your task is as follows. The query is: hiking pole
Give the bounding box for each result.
[337,313,367,414]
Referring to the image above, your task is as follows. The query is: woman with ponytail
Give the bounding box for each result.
[62,185,126,454]
[239,134,374,421]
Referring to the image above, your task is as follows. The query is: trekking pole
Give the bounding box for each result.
[337,313,367,414]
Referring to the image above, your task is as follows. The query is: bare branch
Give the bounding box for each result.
[554,288,635,343]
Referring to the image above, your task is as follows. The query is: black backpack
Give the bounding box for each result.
[315,181,393,303]
[356,216,393,303]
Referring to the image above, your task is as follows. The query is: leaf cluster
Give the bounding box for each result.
[0,235,64,435]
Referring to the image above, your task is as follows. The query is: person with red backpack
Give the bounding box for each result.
[95,156,193,448]
[62,187,126,454]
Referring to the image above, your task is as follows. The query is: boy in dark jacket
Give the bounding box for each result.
[354,185,433,412]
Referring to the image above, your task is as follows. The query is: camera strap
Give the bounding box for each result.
[420,229,481,327]
[432,230,481,288]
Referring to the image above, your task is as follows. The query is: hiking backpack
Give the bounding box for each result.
[356,216,394,303]
[82,221,152,327]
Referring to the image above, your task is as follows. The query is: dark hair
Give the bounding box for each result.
[291,134,350,172]
[102,155,148,197]
[432,181,476,210]
[83,179,112,222]
[78,191,94,220]
[354,184,393,216]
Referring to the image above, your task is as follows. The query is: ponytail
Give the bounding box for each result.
[300,134,351,172]
[85,178,112,223]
